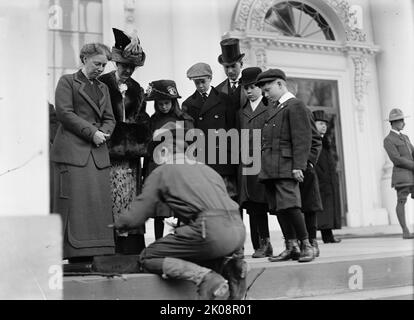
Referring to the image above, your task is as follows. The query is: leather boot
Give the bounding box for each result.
[162,257,229,300]
[311,239,320,257]
[264,238,273,257]
[290,240,301,260]
[252,238,273,258]
[298,239,315,263]
[222,257,248,300]
[268,240,297,262]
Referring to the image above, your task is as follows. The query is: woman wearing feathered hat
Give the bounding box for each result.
[145,80,194,239]
[98,28,151,254]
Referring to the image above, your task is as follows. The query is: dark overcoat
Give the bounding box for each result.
[182,87,238,176]
[238,99,268,206]
[50,70,116,258]
[98,71,151,159]
[383,131,414,188]
[216,78,247,111]
[299,109,323,213]
[258,97,312,181]
[315,137,342,230]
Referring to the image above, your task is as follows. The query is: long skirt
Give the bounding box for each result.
[53,156,115,259]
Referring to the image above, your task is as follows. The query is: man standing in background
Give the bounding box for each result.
[383,108,414,239]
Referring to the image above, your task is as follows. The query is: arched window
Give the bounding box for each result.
[264,1,335,40]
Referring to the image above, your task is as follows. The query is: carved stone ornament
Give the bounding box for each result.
[124,0,136,24]
[232,0,368,42]
[352,54,369,131]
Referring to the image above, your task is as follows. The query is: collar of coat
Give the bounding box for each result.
[74,70,106,117]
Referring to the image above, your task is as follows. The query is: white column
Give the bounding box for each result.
[371,0,414,225]
[0,0,49,217]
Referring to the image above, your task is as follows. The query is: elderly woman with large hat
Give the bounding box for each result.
[98,28,151,254]
[51,43,116,263]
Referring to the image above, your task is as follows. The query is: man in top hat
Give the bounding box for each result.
[111,125,247,300]
[216,38,247,111]
[383,108,414,239]
[182,62,239,201]
[313,110,342,244]
[238,67,273,258]
[98,28,151,255]
[256,68,315,263]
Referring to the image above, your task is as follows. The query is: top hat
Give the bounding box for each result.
[145,80,181,101]
[312,110,329,123]
[255,68,287,86]
[218,38,245,65]
[385,108,409,122]
[111,28,146,67]
[187,62,213,80]
[240,67,262,87]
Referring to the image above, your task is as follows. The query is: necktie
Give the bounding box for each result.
[231,81,237,92]
[202,93,208,102]
[401,134,414,160]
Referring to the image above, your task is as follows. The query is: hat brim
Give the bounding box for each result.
[145,92,181,101]
[218,53,245,65]
[255,77,282,86]
[385,115,410,122]
[188,75,211,80]
[112,48,145,67]
[240,79,258,87]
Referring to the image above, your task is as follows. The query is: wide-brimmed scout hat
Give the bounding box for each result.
[145,80,181,101]
[111,28,146,67]
[385,108,410,122]
[218,38,245,65]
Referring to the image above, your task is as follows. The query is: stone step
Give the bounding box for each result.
[293,286,414,300]
[63,249,413,300]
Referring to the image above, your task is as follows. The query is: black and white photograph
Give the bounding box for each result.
[0,0,413,305]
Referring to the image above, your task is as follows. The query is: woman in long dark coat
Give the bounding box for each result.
[145,80,194,239]
[313,110,342,243]
[98,28,151,255]
[50,43,116,262]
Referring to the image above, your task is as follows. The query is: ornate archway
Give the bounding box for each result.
[225,0,379,132]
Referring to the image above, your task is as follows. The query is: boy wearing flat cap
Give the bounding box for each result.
[182,62,239,201]
[256,68,315,263]
[216,38,247,111]
[384,108,414,239]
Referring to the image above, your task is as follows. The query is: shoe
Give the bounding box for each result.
[268,240,299,262]
[402,232,414,239]
[222,258,248,300]
[198,271,229,300]
[298,239,315,263]
[323,236,341,243]
[311,239,320,257]
[252,238,273,258]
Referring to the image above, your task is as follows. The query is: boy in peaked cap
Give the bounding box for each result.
[182,62,239,204]
[238,67,273,258]
[383,108,414,239]
[256,68,315,263]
